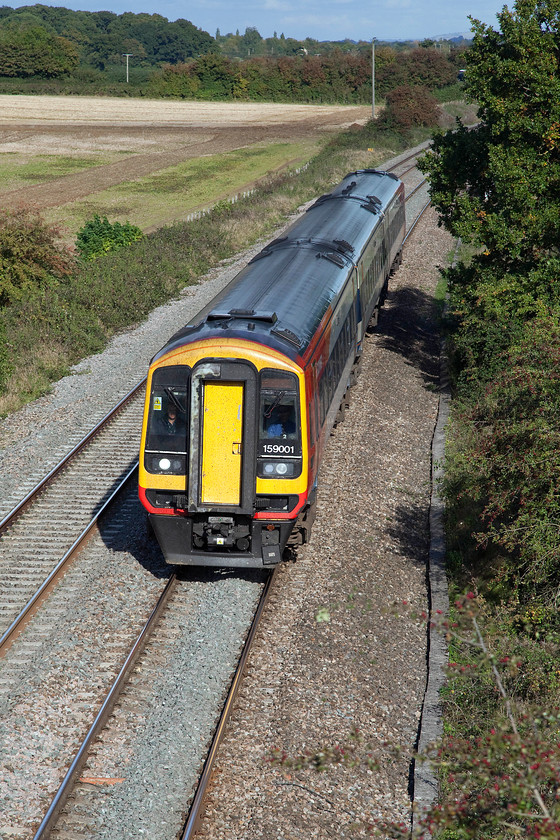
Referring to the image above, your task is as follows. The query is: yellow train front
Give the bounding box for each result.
[139,169,406,567]
[139,333,309,567]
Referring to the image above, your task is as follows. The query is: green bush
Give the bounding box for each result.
[75,215,143,261]
[444,311,560,599]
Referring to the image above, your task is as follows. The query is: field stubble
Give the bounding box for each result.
[0,96,370,236]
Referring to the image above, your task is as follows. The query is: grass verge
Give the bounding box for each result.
[42,140,320,237]
[0,153,119,192]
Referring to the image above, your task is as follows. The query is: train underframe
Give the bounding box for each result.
[148,491,316,568]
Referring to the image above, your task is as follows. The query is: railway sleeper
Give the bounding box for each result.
[350,355,362,387]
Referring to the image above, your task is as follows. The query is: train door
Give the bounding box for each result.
[188,361,257,514]
[201,381,243,505]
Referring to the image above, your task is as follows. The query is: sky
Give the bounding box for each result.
[15,0,508,42]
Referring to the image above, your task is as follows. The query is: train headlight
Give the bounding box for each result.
[258,460,299,478]
[146,454,186,475]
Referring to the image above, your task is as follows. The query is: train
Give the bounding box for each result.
[138,168,406,567]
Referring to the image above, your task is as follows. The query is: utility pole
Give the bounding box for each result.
[372,37,375,119]
[122,53,132,83]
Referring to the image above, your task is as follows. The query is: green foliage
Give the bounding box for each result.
[0,208,75,305]
[148,48,460,104]
[0,5,214,72]
[376,46,457,94]
[414,9,560,837]
[445,312,560,597]
[148,52,374,103]
[400,9,560,839]
[0,21,78,77]
[419,1,560,367]
[75,215,143,261]
[421,3,560,598]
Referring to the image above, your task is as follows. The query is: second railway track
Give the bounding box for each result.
[0,386,146,645]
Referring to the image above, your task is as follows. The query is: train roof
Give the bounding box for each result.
[153,170,403,364]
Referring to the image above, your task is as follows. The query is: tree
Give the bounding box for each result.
[240,26,264,56]
[419,0,560,366]
[380,84,439,130]
[0,20,79,77]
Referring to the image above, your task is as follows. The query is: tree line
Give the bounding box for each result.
[0,3,467,99]
[146,46,461,103]
[413,1,560,836]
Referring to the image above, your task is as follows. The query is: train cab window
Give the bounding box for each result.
[144,366,190,475]
[259,372,299,441]
[264,401,297,439]
[258,371,302,479]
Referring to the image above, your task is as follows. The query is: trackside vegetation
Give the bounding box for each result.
[75,215,144,262]
[409,1,560,837]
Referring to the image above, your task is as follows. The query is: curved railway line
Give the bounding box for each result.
[0,148,435,839]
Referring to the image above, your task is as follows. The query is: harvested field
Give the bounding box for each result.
[0,96,370,218]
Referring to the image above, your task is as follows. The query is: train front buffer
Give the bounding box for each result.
[138,346,309,568]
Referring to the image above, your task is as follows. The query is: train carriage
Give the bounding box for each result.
[138,169,406,567]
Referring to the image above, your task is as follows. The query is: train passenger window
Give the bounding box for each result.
[144,366,190,475]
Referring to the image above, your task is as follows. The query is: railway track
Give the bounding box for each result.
[34,571,273,840]
[0,383,146,652]
[0,149,432,839]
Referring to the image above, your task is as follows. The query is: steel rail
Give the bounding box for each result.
[180,568,277,840]
[404,200,432,245]
[386,147,428,175]
[0,378,146,535]
[0,462,139,655]
[406,178,428,201]
[32,573,178,840]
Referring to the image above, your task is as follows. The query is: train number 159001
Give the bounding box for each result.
[261,444,295,455]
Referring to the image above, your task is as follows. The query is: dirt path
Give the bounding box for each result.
[0,96,369,211]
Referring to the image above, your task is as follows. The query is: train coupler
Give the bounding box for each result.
[192,516,251,551]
